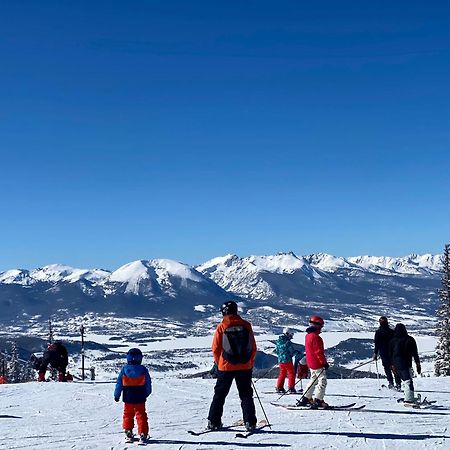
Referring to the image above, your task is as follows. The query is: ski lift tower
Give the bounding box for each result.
[80,323,86,380]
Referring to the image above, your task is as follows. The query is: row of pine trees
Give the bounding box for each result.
[435,243,450,376]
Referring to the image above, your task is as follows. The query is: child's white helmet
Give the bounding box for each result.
[283,327,294,338]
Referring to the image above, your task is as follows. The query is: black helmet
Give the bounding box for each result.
[127,348,143,365]
[220,301,238,316]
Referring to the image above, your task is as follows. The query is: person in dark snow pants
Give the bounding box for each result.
[389,323,421,404]
[373,316,401,389]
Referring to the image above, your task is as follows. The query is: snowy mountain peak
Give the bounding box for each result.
[196,254,239,273]
[29,264,110,284]
[151,259,204,283]
[346,254,442,275]
[197,252,324,300]
[109,260,153,284]
[306,253,355,272]
[108,259,206,296]
[0,269,32,285]
[246,252,309,274]
[30,264,78,283]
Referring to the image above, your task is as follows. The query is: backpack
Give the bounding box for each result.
[222,325,253,365]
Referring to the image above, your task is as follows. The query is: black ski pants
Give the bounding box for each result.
[382,358,401,387]
[208,369,257,427]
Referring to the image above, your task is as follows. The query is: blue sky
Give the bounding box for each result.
[1,1,449,271]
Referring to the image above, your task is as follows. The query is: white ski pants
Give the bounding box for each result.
[399,368,415,402]
[304,368,327,401]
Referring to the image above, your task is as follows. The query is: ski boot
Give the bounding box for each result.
[124,429,134,443]
[138,433,148,445]
[287,388,297,394]
[296,396,312,407]
[245,422,256,432]
[276,387,286,394]
[311,398,329,409]
[207,420,222,431]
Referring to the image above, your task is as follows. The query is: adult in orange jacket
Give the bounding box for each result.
[207,301,257,431]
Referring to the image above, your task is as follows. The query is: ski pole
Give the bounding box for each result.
[375,359,381,389]
[253,363,278,383]
[293,368,325,404]
[349,358,373,372]
[251,380,271,429]
[275,373,305,401]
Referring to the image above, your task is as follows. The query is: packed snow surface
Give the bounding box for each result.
[1,376,449,449]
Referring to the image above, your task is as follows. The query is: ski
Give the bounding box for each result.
[187,420,245,436]
[397,396,436,406]
[398,398,438,409]
[263,390,302,395]
[271,401,365,411]
[235,420,269,438]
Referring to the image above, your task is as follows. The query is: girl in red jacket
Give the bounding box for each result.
[297,316,329,408]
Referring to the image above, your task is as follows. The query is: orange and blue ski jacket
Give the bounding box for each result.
[114,364,152,404]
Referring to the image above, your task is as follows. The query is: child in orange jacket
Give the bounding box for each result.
[114,348,152,444]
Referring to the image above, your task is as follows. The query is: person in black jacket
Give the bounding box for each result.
[389,323,421,404]
[37,342,69,382]
[373,316,401,390]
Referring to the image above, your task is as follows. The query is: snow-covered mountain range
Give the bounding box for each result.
[0,252,443,331]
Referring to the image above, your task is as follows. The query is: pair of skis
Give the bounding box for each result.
[188,419,268,438]
[271,401,365,411]
[397,396,438,409]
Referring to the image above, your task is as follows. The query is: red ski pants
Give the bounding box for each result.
[122,403,149,435]
[277,362,295,390]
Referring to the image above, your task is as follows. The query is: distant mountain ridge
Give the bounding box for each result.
[0,252,442,329]
[0,252,442,288]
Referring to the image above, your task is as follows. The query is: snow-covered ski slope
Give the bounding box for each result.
[1,376,449,449]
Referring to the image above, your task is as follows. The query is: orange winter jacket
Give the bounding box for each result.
[212,314,257,371]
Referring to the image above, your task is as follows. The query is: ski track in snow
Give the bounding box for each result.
[0,377,449,449]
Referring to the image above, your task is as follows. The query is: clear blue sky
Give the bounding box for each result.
[1,1,449,271]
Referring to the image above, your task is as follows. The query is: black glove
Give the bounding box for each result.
[114,397,120,402]
[416,363,421,375]
[323,363,329,370]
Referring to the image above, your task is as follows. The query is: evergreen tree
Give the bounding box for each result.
[7,342,20,383]
[435,244,450,376]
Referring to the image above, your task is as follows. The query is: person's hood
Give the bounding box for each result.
[306,325,321,334]
[394,323,408,337]
[221,314,243,326]
[278,334,291,343]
